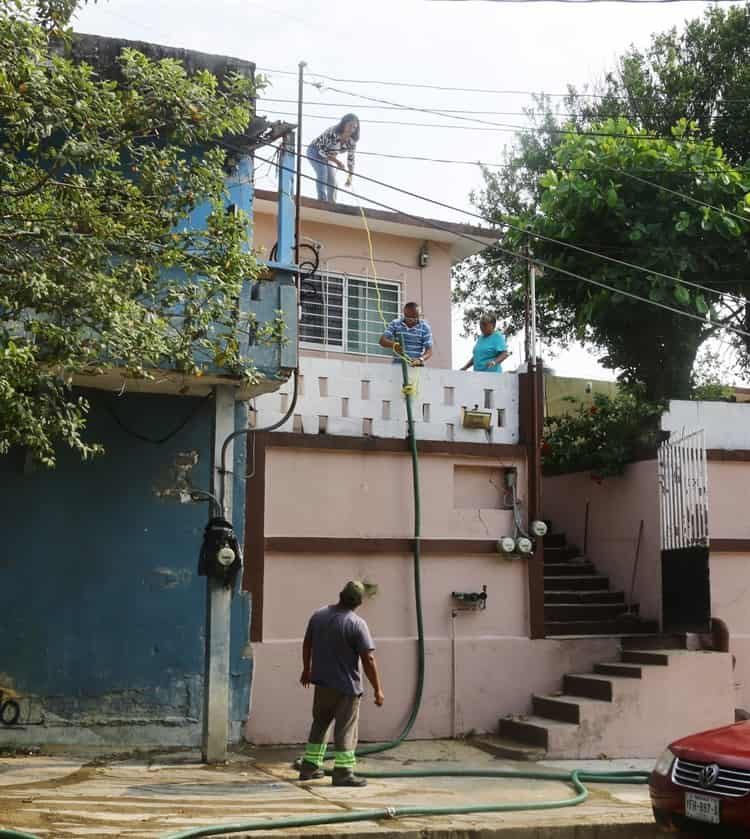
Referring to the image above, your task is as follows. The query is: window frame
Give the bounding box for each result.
[299,270,402,357]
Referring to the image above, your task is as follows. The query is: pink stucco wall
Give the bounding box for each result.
[543,460,662,621]
[244,446,625,744]
[544,458,750,715]
[706,461,750,711]
[265,448,525,540]
[252,212,454,369]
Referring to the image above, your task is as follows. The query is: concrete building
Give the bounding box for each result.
[0,36,297,754]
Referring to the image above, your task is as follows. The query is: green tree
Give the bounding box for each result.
[1,5,265,465]
[461,120,750,400]
[580,3,750,166]
[455,5,750,395]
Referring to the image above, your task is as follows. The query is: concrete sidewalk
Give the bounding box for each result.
[0,740,661,838]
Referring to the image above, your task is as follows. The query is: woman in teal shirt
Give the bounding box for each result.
[461,312,509,373]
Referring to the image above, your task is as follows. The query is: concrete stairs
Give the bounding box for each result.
[495,636,735,759]
[543,530,658,636]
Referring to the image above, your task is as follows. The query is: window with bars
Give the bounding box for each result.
[299,273,400,356]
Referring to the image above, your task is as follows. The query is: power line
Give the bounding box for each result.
[288,147,747,306]
[352,148,749,178]
[432,0,739,4]
[261,96,625,120]
[257,67,750,105]
[279,144,749,178]
[303,81,672,139]
[612,168,750,225]
[254,150,750,339]
[264,107,674,140]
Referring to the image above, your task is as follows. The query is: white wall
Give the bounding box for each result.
[252,357,519,444]
[662,400,750,449]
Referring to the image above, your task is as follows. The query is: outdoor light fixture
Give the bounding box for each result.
[418,241,430,268]
[530,520,548,537]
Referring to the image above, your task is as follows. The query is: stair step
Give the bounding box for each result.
[545,591,625,605]
[544,575,610,592]
[543,546,580,560]
[545,618,659,636]
[595,662,643,679]
[563,674,614,701]
[470,734,546,762]
[544,603,628,621]
[498,717,549,749]
[543,562,596,576]
[620,634,687,651]
[622,650,670,666]
[498,715,578,750]
[532,694,581,724]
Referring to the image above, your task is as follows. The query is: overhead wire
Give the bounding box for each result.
[285,147,749,307]
[612,167,750,225]
[257,67,750,104]
[248,138,750,178]
[253,150,750,341]
[265,106,668,140]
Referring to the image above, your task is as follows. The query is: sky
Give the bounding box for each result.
[72,0,743,380]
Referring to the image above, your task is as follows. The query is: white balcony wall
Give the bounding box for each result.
[252,357,519,444]
[662,400,750,449]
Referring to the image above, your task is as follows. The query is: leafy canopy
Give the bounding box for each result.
[455,5,750,400]
[505,120,750,400]
[1,5,266,465]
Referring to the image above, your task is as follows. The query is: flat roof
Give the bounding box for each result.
[70,34,256,81]
[253,189,496,265]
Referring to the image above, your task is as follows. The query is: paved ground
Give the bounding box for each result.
[0,740,662,838]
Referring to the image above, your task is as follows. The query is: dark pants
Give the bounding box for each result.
[303,685,360,770]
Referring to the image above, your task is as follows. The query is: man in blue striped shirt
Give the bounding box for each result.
[379,302,433,366]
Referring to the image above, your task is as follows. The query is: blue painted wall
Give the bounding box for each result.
[0,389,250,736]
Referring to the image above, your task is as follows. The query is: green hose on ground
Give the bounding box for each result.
[0,767,651,839]
[0,362,652,839]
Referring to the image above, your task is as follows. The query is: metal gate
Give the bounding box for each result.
[658,428,709,550]
[658,428,711,633]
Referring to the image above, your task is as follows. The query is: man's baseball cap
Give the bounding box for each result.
[340,580,365,607]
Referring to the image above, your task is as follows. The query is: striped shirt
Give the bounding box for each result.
[311,125,357,173]
[383,317,433,361]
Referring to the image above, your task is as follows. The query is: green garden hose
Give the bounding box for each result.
[0,362,652,839]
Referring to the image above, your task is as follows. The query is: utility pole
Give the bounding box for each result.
[202,386,235,763]
[526,255,545,639]
[294,61,306,292]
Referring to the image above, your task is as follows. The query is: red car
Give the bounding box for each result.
[650,721,750,834]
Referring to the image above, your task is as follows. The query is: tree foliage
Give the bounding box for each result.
[454,5,750,400]
[542,391,663,480]
[1,5,264,465]
[580,3,750,166]
[507,120,750,400]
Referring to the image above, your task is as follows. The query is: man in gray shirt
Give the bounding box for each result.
[299,581,384,787]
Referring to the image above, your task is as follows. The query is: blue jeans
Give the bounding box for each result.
[307,144,337,202]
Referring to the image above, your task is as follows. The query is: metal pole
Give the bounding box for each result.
[529,261,537,367]
[526,255,544,638]
[294,61,306,292]
[202,386,235,763]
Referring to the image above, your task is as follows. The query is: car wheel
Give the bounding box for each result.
[0,699,20,726]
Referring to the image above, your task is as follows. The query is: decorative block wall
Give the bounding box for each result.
[252,357,519,444]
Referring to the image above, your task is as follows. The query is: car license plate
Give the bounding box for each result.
[685,791,720,824]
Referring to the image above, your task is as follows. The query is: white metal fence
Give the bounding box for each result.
[658,428,709,551]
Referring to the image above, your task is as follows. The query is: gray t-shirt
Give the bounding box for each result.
[305,605,375,696]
